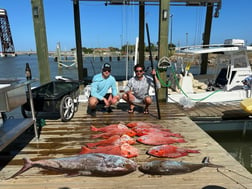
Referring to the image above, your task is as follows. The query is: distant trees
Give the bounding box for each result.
[70,42,176,55]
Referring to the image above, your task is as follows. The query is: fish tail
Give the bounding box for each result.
[90,125,99,131]
[7,157,33,179]
[91,133,102,139]
[186,149,200,153]
[177,138,186,143]
[172,133,184,138]
[202,157,224,168]
[79,146,91,154]
[85,143,96,148]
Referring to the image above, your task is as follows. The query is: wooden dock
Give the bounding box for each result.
[0,102,252,189]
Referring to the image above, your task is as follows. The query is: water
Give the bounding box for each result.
[197,120,252,174]
[0,54,158,82]
[209,131,252,173]
[0,54,216,83]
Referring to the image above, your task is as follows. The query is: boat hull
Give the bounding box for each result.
[167,90,251,103]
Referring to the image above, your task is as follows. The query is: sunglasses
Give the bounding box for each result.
[103,69,111,72]
[135,70,143,73]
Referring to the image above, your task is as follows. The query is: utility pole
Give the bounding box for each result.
[201,3,213,74]
[138,2,145,67]
[158,0,169,101]
[31,0,51,84]
[73,0,84,81]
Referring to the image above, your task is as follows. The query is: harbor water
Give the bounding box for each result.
[1,54,252,174]
[197,120,252,174]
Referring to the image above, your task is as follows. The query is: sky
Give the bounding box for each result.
[1,0,252,51]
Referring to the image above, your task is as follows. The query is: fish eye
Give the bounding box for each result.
[142,164,150,170]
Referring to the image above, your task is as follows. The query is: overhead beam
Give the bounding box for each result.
[80,0,221,6]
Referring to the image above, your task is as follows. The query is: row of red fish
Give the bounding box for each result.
[79,121,199,158]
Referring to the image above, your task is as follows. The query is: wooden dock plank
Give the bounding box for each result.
[0,102,251,188]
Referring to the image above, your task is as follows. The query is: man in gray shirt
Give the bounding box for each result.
[122,64,161,114]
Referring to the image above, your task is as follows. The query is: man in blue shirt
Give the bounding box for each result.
[88,63,120,116]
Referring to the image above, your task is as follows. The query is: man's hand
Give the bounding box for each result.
[151,69,156,75]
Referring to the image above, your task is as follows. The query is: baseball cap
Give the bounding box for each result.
[102,63,111,71]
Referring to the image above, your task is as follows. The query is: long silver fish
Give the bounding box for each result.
[139,157,223,175]
[8,153,137,179]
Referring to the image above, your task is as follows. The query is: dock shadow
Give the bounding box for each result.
[222,109,250,120]
[0,127,35,171]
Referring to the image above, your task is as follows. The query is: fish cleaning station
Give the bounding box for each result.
[1,0,252,189]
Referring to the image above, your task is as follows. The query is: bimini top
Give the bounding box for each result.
[176,39,252,54]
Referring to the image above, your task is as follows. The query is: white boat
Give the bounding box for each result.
[167,39,252,104]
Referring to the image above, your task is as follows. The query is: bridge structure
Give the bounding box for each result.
[0,8,15,57]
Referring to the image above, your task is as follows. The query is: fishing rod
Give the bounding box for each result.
[146,23,161,120]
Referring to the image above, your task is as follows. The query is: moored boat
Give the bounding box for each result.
[167,39,252,104]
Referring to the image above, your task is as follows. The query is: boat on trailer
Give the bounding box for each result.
[167,39,252,104]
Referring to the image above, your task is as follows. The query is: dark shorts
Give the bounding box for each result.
[90,93,111,104]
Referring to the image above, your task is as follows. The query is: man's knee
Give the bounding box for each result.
[88,97,98,107]
[144,96,152,105]
[122,93,128,100]
[111,95,120,104]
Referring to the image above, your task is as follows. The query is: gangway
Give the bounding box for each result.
[54,42,77,68]
[0,8,15,57]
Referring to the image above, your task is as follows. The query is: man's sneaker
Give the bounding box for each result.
[87,108,96,117]
[101,106,113,113]
[107,107,113,113]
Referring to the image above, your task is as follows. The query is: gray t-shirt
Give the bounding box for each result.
[124,74,160,101]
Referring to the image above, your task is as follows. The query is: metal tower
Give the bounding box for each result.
[0,8,15,57]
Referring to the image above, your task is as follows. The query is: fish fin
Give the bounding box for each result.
[7,157,33,179]
[202,157,224,168]
[202,157,210,164]
[90,125,99,131]
[65,172,81,177]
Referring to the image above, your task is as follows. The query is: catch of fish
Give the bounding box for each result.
[8,121,221,179]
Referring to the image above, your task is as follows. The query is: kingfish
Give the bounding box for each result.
[8,153,137,179]
[139,157,223,175]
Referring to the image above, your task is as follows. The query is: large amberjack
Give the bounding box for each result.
[139,157,223,175]
[8,153,137,179]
